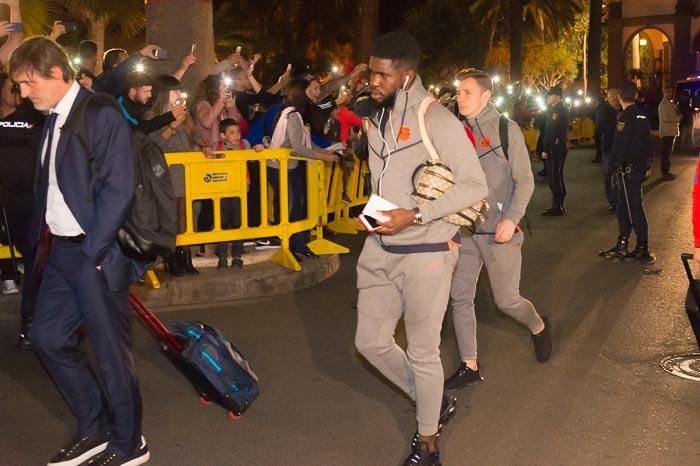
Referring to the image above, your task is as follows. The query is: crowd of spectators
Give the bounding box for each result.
[0,11,370,281]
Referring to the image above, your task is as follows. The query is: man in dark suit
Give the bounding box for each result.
[9,37,149,466]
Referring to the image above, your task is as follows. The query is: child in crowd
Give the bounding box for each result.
[214,118,263,269]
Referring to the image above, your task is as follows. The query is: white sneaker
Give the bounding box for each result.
[1,280,19,295]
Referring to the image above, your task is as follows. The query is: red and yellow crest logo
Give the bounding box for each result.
[398,126,411,141]
[480,137,491,149]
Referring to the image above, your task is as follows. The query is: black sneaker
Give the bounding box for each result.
[216,257,228,269]
[404,442,441,466]
[47,433,108,466]
[84,436,149,466]
[532,316,552,363]
[410,394,457,449]
[231,257,244,269]
[599,236,628,260]
[444,362,484,390]
[17,319,34,351]
[624,245,657,264]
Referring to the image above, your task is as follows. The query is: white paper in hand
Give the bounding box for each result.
[361,194,399,223]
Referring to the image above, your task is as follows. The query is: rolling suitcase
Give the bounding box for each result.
[680,253,700,350]
[129,293,260,420]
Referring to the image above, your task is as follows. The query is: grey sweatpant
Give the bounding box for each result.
[450,232,543,361]
[355,238,459,436]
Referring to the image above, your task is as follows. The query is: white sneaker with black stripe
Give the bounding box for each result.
[47,433,108,466]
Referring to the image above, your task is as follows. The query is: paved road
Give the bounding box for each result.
[1,148,699,465]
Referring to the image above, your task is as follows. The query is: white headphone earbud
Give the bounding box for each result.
[402,75,410,90]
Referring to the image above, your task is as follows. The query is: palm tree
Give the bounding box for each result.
[403,0,488,81]
[145,0,215,94]
[56,0,145,70]
[18,0,57,36]
[355,0,378,63]
[469,0,583,80]
[587,0,602,98]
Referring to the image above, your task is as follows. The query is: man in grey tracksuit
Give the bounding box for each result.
[444,69,552,392]
[353,32,487,466]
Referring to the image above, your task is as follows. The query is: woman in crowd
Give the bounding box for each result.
[0,72,19,118]
[144,74,199,276]
[193,74,247,149]
[268,78,339,259]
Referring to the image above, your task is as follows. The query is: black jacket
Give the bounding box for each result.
[595,102,619,153]
[543,101,569,154]
[610,104,652,169]
[0,101,45,203]
[117,93,175,134]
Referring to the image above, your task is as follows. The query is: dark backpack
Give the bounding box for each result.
[63,92,178,263]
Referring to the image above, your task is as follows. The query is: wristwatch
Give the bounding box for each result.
[412,207,423,225]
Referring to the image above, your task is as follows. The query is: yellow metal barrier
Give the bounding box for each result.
[165,148,348,273]
[568,117,595,146]
[322,157,370,235]
[0,244,21,260]
[521,127,539,159]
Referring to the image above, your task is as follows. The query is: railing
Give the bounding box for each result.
[162,148,369,280]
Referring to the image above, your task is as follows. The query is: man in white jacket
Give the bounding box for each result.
[657,86,681,180]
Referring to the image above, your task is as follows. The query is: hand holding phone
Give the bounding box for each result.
[191,43,197,56]
[7,22,23,33]
[358,214,382,232]
[153,48,168,60]
[235,46,242,55]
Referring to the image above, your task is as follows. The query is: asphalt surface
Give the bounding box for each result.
[1,147,699,466]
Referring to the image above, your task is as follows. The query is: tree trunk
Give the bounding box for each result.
[587,0,602,99]
[88,14,107,73]
[509,0,523,81]
[582,31,588,96]
[145,0,215,95]
[355,0,379,63]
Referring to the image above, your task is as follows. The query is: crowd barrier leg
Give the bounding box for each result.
[144,270,160,289]
[327,157,365,235]
[270,234,301,272]
[308,224,350,255]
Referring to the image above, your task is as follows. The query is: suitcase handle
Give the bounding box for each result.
[681,253,700,308]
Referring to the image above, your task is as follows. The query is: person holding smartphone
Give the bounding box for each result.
[354,31,487,466]
[0,0,23,67]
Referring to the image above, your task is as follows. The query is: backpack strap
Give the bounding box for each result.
[417,96,440,163]
[62,92,120,201]
[499,114,510,161]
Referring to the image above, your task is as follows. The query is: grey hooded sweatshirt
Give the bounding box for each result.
[365,75,488,246]
[463,103,534,232]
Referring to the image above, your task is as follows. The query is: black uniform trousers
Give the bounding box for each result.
[3,192,38,321]
[546,147,568,209]
[32,238,142,456]
[615,170,648,245]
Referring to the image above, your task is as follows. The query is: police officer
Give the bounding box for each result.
[596,88,622,211]
[0,77,45,350]
[599,81,655,264]
[541,86,570,216]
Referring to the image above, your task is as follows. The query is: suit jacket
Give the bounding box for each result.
[31,86,145,292]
